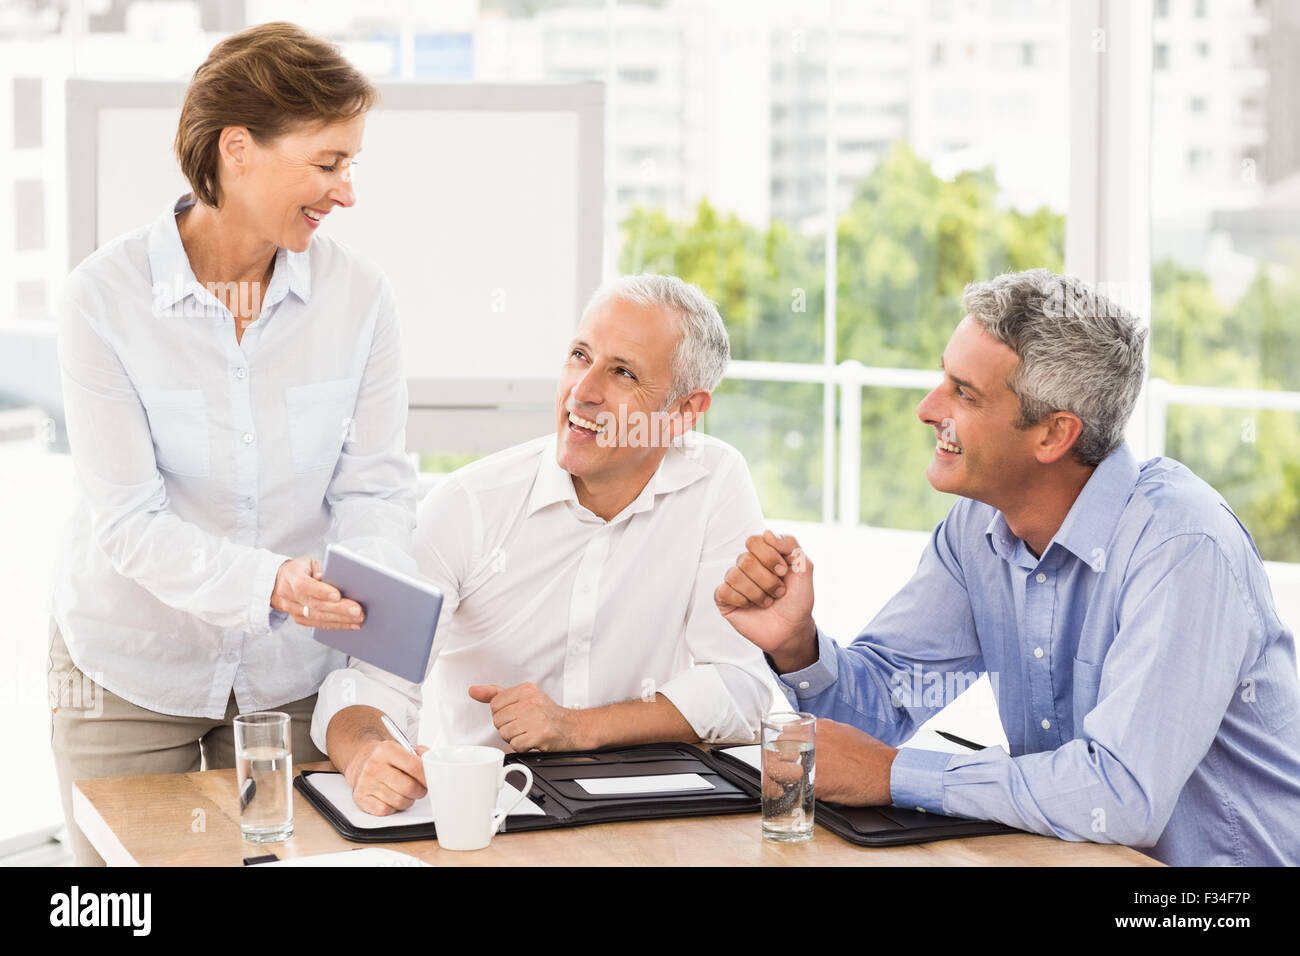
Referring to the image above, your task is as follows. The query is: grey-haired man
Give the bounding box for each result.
[313,274,782,815]
[717,268,1300,866]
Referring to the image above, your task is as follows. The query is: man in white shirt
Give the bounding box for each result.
[311,274,783,815]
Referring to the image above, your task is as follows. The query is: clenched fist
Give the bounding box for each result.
[714,530,819,673]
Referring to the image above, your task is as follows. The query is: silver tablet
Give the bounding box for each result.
[311,544,444,684]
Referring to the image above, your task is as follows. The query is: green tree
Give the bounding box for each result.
[620,144,1300,561]
[835,144,1064,529]
[622,143,1065,528]
[623,198,827,519]
[622,199,823,362]
[1152,259,1300,562]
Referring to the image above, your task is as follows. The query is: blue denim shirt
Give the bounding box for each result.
[779,445,1300,865]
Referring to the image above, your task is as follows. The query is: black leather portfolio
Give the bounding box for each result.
[296,741,1019,847]
[706,745,1020,847]
[295,742,759,844]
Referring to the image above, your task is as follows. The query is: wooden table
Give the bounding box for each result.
[73,761,1162,866]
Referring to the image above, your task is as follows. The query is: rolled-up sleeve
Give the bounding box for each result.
[58,267,288,634]
[660,450,787,742]
[310,661,423,755]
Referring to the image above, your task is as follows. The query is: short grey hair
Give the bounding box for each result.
[961,269,1147,467]
[582,273,730,407]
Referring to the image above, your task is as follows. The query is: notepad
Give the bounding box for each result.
[575,773,715,796]
[306,773,546,829]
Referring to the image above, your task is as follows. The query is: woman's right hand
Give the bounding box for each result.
[271,556,365,629]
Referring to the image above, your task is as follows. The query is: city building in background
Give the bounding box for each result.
[4,0,1074,329]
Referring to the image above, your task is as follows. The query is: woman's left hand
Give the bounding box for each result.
[270,556,365,629]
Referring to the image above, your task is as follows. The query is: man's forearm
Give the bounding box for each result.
[325,704,392,779]
[575,694,697,750]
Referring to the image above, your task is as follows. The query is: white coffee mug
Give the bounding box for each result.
[422,746,535,851]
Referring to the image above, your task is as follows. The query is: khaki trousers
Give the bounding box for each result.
[48,617,325,866]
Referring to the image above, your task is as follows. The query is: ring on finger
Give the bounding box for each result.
[303,604,310,618]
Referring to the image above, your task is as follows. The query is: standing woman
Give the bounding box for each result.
[50,22,417,864]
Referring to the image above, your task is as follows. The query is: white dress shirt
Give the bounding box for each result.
[311,431,785,751]
[51,194,417,718]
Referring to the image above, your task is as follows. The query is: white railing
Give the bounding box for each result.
[1146,379,1300,459]
[725,359,941,527]
[724,360,1300,528]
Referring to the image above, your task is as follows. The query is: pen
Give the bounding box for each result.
[935,729,989,751]
[380,714,417,755]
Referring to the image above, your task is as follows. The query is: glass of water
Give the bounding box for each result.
[233,711,294,843]
[761,712,816,842]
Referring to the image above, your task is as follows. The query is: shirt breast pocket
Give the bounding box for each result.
[284,378,359,473]
[1251,644,1300,733]
[136,387,210,478]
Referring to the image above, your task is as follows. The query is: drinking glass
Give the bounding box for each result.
[234,711,294,843]
[761,711,816,842]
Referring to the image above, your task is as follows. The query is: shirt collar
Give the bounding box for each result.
[1048,443,1140,565]
[147,193,312,315]
[983,443,1140,567]
[283,240,312,302]
[983,510,1018,563]
[526,431,711,521]
[527,435,580,515]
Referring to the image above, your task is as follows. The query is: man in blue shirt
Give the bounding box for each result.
[715,269,1300,866]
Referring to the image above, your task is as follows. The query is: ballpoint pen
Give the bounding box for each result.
[935,729,988,751]
[380,714,417,755]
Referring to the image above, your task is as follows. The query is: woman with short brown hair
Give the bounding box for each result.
[50,21,417,865]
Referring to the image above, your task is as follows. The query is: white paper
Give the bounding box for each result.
[307,773,545,830]
[575,772,715,796]
[727,732,999,767]
[902,727,1008,755]
[497,781,546,816]
[259,848,431,867]
[720,745,762,772]
[900,728,979,755]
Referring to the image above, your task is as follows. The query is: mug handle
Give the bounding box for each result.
[491,764,535,835]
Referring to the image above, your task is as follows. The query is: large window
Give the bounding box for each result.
[1,1,1294,543]
[6,0,1293,543]
[1148,0,1300,563]
[604,0,1072,530]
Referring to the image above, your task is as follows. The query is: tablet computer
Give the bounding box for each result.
[311,544,444,684]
